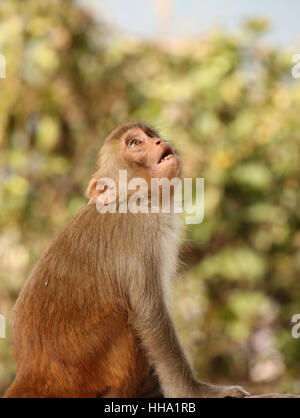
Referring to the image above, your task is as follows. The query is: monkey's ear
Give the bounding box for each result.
[87,178,116,205]
[87,178,99,199]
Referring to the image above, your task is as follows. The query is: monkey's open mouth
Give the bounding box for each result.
[158,147,174,164]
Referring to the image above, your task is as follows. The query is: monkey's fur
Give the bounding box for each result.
[4,123,248,398]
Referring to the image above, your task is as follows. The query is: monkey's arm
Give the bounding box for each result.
[130,282,248,398]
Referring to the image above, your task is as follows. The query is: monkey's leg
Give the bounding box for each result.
[99,367,163,398]
[94,318,157,398]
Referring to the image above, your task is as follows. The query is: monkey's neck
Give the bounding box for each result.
[88,197,182,216]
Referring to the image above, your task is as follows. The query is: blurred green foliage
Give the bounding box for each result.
[1,0,300,396]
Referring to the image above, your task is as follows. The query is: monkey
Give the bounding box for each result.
[4,122,248,398]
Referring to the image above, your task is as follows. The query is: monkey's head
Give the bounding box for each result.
[87,122,181,200]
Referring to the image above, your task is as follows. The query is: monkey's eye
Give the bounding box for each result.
[129,138,142,148]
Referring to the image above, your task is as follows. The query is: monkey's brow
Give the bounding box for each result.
[125,133,143,144]
[125,127,159,140]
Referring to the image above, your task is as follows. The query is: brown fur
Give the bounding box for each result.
[4,123,248,398]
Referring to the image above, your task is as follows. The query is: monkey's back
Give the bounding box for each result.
[5,204,153,397]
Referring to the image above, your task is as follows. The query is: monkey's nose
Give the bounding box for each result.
[154,139,161,145]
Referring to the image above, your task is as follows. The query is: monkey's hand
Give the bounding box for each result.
[191,382,249,398]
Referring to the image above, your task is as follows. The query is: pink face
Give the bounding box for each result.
[121,128,180,179]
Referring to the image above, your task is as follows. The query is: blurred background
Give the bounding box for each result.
[1,0,300,396]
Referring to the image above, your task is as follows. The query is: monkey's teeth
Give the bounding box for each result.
[159,151,174,163]
[162,155,173,161]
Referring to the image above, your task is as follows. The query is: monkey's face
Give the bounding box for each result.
[87,123,181,201]
[121,128,180,179]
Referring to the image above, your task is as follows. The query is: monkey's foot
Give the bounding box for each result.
[195,383,249,398]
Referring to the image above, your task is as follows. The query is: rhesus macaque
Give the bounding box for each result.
[4,122,248,398]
